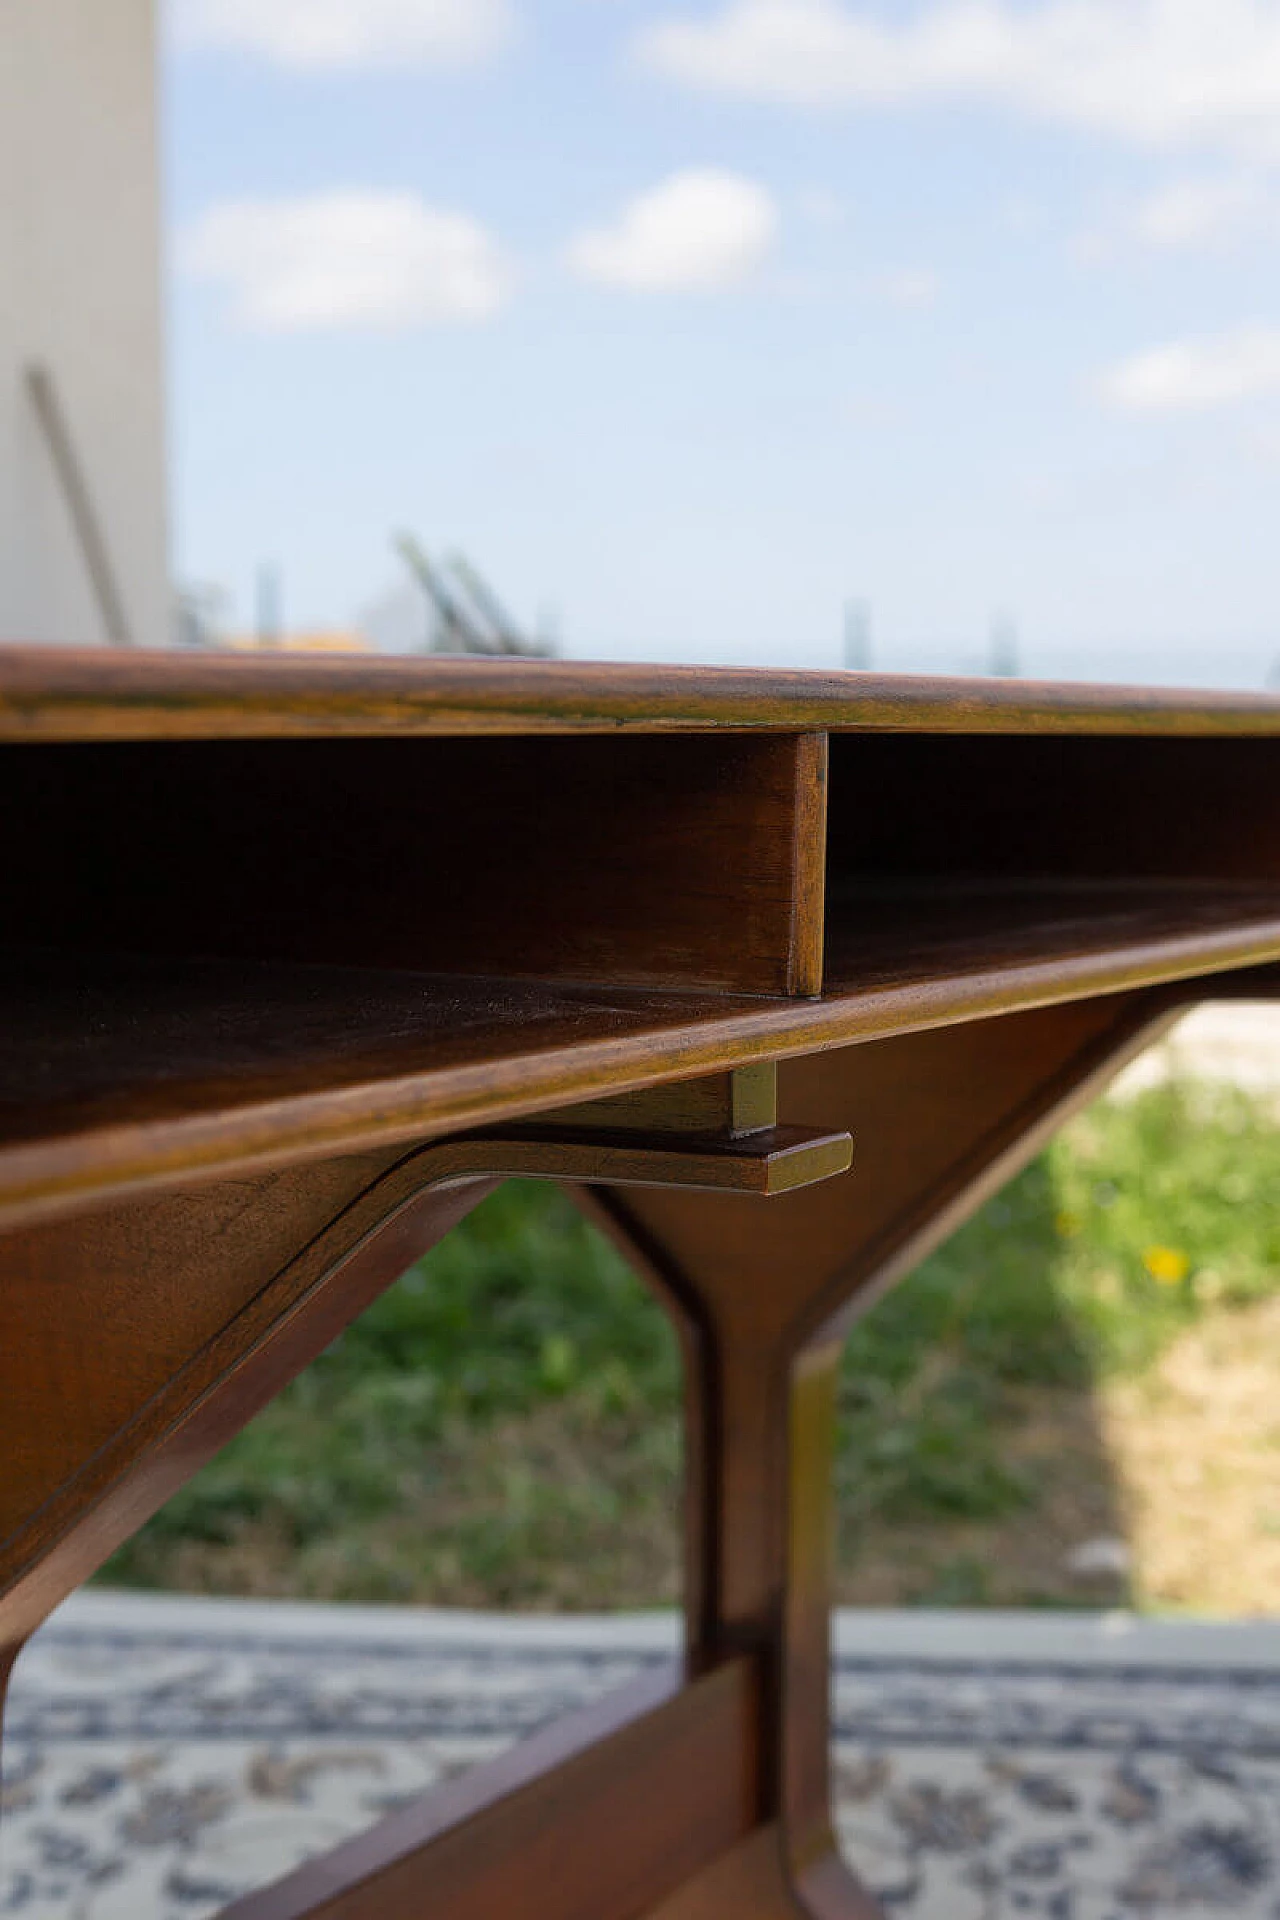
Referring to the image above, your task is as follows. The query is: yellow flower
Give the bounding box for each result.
[1143,1245,1189,1286]
[1055,1211,1082,1239]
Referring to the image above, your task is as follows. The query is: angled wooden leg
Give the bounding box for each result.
[0,1096,850,1920]
[0,1112,846,1651]
[588,987,1182,1917]
[0,989,1254,1918]
[0,995,1211,1919]
[0,1157,500,1666]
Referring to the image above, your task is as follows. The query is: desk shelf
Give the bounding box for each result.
[4,873,1280,1229]
[821,878,1280,998]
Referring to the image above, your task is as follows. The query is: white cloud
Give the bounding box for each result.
[173,0,512,69]
[636,0,1280,156]
[1099,324,1280,410]
[181,192,512,332]
[566,169,778,292]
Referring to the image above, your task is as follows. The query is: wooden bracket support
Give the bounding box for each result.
[462,1063,850,1198]
[468,1122,851,1199]
[550,1062,782,1139]
[0,1071,853,1916]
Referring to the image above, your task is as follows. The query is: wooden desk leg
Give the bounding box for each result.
[0,1155,501,1694]
[0,1114,849,1920]
[589,988,1182,1916]
[0,992,1195,1920]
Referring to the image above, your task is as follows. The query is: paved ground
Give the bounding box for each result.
[6,1593,1280,1918]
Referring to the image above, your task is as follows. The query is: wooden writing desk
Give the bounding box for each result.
[2,647,1280,1918]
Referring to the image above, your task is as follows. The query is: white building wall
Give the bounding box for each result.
[0,0,168,648]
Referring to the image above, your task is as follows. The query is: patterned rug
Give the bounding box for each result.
[832,1654,1280,1916]
[3,1597,1279,1918]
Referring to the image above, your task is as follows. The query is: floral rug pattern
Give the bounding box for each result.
[3,1611,1280,1918]
[832,1658,1280,1915]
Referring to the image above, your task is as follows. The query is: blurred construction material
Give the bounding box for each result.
[396,534,555,656]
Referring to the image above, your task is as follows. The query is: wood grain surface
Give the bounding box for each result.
[587,990,1188,1916]
[3,882,1279,1228]
[5,646,1280,1920]
[0,1120,850,1647]
[221,1659,759,1920]
[0,732,824,994]
[3,646,1280,739]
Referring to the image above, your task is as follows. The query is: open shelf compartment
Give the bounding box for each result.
[821,730,1280,997]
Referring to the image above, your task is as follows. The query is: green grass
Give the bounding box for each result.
[102,1080,1280,1607]
[837,1082,1280,1539]
[1051,1082,1280,1367]
[104,1183,682,1604]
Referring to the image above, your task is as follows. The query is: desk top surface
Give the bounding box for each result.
[3,646,1280,741]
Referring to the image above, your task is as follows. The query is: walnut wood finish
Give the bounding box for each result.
[4,646,1280,738]
[4,651,1280,1920]
[0,733,826,996]
[587,991,1185,1914]
[221,1658,759,1920]
[554,1061,780,1136]
[0,1114,849,1653]
[5,884,1280,1229]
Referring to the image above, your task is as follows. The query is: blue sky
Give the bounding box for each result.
[166,0,1280,683]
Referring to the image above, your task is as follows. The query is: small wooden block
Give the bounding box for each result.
[549,1063,778,1138]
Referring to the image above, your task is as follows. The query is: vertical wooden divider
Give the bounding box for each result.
[786,732,829,999]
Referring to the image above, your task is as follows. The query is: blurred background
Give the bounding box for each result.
[7,0,1280,682]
